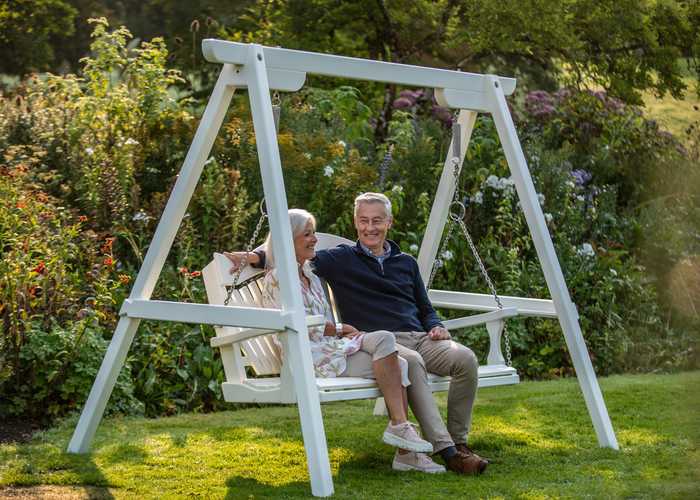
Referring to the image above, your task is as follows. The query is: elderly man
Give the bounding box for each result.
[228,192,487,475]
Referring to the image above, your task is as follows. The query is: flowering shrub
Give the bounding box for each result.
[0,154,141,420]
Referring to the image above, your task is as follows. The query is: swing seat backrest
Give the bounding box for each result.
[202,233,351,378]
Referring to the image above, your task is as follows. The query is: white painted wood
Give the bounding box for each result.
[202,39,516,96]
[429,289,558,317]
[435,89,491,113]
[417,110,478,282]
[442,307,518,329]
[243,43,333,497]
[120,299,289,329]
[485,75,618,449]
[486,321,506,365]
[229,65,307,91]
[67,64,239,455]
[210,315,325,348]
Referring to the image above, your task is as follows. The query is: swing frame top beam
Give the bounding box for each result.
[202,39,516,96]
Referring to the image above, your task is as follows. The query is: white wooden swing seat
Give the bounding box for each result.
[202,233,519,409]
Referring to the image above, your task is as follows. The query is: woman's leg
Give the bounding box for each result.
[372,352,408,424]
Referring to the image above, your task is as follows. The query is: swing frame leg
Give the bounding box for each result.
[485,76,618,449]
[67,64,239,454]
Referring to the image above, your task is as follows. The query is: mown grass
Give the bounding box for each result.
[643,77,699,140]
[1,372,698,499]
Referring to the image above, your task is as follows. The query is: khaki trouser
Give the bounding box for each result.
[394,332,479,453]
[340,330,410,387]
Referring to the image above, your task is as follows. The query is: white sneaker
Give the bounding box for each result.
[392,450,446,473]
[382,422,433,453]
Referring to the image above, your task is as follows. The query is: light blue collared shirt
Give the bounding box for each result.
[359,241,391,272]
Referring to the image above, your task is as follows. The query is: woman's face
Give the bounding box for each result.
[293,220,317,265]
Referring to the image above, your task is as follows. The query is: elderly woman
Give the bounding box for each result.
[227,209,432,455]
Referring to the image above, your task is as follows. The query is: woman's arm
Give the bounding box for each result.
[323,321,360,338]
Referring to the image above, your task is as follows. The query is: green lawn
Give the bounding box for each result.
[1,372,698,499]
[643,77,699,141]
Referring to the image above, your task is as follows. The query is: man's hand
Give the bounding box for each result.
[428,325,451,341]
[224,251,260,274]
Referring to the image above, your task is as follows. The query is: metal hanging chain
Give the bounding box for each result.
[224,199,268,306]
[377,143,395,189]
[428,153,513,367]
[272,91,281,133]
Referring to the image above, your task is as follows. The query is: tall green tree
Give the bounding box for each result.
[0,0,77,75]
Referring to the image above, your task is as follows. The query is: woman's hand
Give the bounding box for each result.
[339,323,360,339]
[224,251,259,274]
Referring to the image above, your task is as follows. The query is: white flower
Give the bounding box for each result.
[204,156,215,165]
[485,175,500,189]
[472,191,483,204]
[544,213,553,223]
[537,193,545,206]
[409,244,419,253]
[566,181,575,188]
[577,243,595,258]
[323,165,334,177]
[392,185,403,194]
[441,250,454,261]
[124,138,139,146]
[337,140,346,148]
[576,195,585,202]
[610,269,617,276]
[303,152,312,160]
[85,147,94,156]
[132,210,151,222]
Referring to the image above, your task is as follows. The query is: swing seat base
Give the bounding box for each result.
[220,365,519,405]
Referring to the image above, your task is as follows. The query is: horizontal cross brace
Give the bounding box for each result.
[120,299,295,330]
[202,40,516,97]
[429,290,558,318]
[442,307,518,330]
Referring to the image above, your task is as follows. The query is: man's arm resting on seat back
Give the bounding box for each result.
[244,247,335,279]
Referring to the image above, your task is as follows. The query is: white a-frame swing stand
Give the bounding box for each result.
[67,41,618,497]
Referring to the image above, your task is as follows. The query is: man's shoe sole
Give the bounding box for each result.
[392,461,446,474]
[382,431,433,453]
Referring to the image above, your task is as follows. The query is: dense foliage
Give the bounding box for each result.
[0,19,698,422]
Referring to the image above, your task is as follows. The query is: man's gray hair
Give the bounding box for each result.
[354,192,393,219]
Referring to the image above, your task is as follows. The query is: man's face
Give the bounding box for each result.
[354,202,392,250]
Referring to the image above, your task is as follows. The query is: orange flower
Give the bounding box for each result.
[179,267,189,274]
[118,274,131,284]
[103,257,114,266]
[16,201,26,209]
[32,261,46,274]
[79,215,88,222]
[189,270,202,278]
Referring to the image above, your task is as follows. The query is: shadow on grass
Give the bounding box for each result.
[2,438,116,499]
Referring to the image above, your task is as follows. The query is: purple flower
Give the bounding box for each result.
[525,90,556,118]
[393,97,414,109]
[571,169,592,186]
[399,89,424,102]
[432,105,453,125]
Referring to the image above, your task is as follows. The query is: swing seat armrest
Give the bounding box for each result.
[443,307,518,330]
[210,314,326,348]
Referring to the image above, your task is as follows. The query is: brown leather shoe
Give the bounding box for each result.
[455,443,491,464]
[445,449,488,475]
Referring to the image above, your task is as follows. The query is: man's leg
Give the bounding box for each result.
[394,334,454,453]
[414,335,479,446]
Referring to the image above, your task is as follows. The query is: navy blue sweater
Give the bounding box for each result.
[258,240,443,332]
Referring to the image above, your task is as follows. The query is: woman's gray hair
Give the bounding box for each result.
[263,208,316,270]
[353,192,393,219]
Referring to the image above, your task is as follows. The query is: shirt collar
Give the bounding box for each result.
[359,241,391,259]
